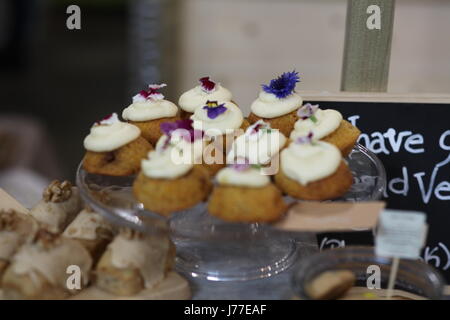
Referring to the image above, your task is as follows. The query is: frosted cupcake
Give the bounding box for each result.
[83,113,152,176]
[208,161,287,223]
[275,134,353,200]
[122,84,181,145]
[248,71,303,137]
[290,104,361,157]
[226,120,287,166]
[178,76,233,118]
[133,123,211,216]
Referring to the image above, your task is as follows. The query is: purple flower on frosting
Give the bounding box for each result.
[202,100,227,119]
[295,132,314,145]
[199,77,217,93]
[230,157,251,172]
[133,84,167,103]
[262,70,300,99]
[160,119,203,143]
[297,103,319,122]
[246,120,270,136]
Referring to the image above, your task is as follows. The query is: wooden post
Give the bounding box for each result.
[341,0,395,92]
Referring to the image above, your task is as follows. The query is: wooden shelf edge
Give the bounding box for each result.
[300,91,450,104]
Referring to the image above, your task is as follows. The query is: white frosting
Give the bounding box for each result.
[178,84,232,113]
[122,100,178,122]
[155,132,205,164]
[227,121,287,165]
[83,116,141,153]
[12,238,92,287]
[280,141,341,185]
[109,233,171,288]
[30,187,81,234]
[190,101,243,137]
[291,108,343,140]
[141,146,193,179]
[63,209,112,241]
[217,167,270,188]
[250,91,302,118]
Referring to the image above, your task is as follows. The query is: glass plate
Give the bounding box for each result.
[76,143,386,281]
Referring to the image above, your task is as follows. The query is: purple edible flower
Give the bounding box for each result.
[295,132,314,145]
[297,103,319,122]
[262,70,300,99]
[230,157,251,172]
[202,100,227,119]
[160,119,203,143]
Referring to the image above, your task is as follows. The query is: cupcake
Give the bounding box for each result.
[83,113,152,176]
[290,103,361,157]
[122,84,181,145]
[208,161,287,223]
[191,100,249,158]
[133,127,211,216]
[275,134,353,200]
[178,76,233,118]
[226,120,287,166]
[248,71,302,137]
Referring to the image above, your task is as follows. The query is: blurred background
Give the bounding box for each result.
[1,0,450,206]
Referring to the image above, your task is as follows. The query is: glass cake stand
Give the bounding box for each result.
[76,143,386,281]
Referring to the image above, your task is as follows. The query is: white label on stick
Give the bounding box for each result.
[375,209,427,259]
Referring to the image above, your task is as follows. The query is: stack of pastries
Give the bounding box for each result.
[81,72,361,223]
[0,180,187,300]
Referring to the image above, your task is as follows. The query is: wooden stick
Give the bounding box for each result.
[387,256,400,300]
[341,0,396,92]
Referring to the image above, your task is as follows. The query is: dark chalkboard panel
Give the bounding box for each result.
[307,101,450,282]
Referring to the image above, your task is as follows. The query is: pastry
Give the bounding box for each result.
[95,229,175,296]
[290,103,361,156]
[275,135,353,200]
[248,71,302,137]
[133,126,212,216]
[2,230,92,299]
[63,207,115,264]
[226,120,287,166]
[83,113,152,176]
[306,270,356,300]
[208,161,287,223]
[122,84,181,145]
[30,180,82,234]
[178,76,233,118]
[0,210,38,284]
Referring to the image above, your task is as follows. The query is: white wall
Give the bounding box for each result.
[178,0,450,114]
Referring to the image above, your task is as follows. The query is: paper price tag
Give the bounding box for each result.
[375,209,427,259]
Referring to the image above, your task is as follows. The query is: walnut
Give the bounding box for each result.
[43,180,73,203]
[0,209,20,231]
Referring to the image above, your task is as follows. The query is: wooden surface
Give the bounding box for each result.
[341,0,395,92]
[70,272,191,300]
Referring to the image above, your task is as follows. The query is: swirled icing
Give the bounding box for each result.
[190,101,243,137]
[226,121,286,165]
[250,91,302,118]
[122,100,178,122]
[178,85,232,113]
[290,108,343,140]
[217,167,270,188]
[280,141,341,185]
[83,114,141,152]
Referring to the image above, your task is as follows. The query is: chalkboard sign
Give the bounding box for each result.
[308,101,450,282]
